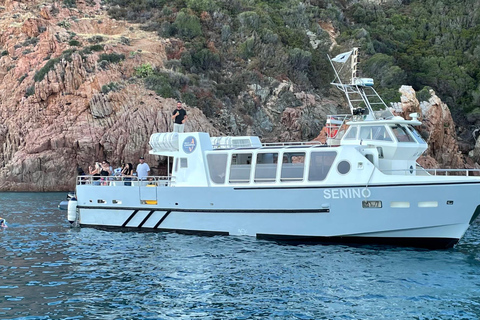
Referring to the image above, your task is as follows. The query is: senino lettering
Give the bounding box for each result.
[323,188,371,199]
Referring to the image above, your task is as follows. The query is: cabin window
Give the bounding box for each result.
[337,160,350,174]
[180,158,188,168]
[344,127,357,140]
[281,152,305,182]
[308,151,337,181]
[359,126,392,141]
[229,153,252,183]
[407,125,425,143]
[391,126,415,142]
[255,153,278,183]
[207,153,228,184]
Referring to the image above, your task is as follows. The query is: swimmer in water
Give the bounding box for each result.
[0,217,7,228]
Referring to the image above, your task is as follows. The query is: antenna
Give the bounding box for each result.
[328,48,394,120]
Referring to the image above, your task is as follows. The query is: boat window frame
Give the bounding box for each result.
[254,152,279,183]
[280,152,305,182]
[343,126,358,140]
[407,125,426,144]
[308,151,337,182]
[359,125,393,142]
[180,158,188,168]
[206,153,229,184]
[229,153,252,184]
[390,125,416,143]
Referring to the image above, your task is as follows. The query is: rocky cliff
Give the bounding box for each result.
[0,0,478,191]
[0,0,222,191]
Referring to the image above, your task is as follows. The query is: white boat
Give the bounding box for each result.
[65,48,480,249]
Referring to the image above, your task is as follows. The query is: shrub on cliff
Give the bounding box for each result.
[34,58,60,82]
[98,53,125,64]
[172,11,202,40]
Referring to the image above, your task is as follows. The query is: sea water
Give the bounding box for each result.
[0,192,480,319]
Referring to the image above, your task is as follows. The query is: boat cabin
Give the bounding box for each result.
[149,114,426,188]
[338,115,427,175]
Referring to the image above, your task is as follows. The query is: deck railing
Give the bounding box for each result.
[382,168,480,176]
[76,175,172,186]
[262,141,325,147]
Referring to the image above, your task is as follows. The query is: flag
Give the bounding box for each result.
[331,50,352,63]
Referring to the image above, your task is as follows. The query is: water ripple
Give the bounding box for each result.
[1,193,480,319]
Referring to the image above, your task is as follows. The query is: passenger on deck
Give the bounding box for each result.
[122,163,134,176]
[172,101,187,133]
[89,162,101,175]
[122,163,134,186]
[77,167,87,184]
[101,160,112,176]
[77,167,85,176]
[89,162,102,185]
[137,157,150,180]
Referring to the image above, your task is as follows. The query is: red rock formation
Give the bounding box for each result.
[0,1,219,191]
[396,86,466,169]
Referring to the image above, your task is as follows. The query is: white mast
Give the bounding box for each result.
[328,48,394,120]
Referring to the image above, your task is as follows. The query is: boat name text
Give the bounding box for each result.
[324,188,371,199]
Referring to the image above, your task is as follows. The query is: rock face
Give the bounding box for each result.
[0,1,478,191]
[395,86,473,170]
[0,1,221,191]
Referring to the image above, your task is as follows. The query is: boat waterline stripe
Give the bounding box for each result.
[138,210,155,228]
[80,225,229,237]
[233,180,480,190]
[255,234,459,249]
[76,206,330,214]
[122,210,139,227]
[154,211,171,229]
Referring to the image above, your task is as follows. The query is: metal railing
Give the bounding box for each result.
[76,175,172,186]
[381,168,480,177]
[262,141,325,147]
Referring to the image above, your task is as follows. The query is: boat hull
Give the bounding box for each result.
[74,182,480,249]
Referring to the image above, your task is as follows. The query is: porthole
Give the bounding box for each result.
[337,160,351,174]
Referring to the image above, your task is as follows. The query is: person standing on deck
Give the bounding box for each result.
[136,157,150,180]
[172,101,187,133]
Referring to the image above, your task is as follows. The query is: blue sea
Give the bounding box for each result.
[1,192,480,319]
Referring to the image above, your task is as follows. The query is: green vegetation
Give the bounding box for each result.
[81,44,104,55]
[343,0,480,112]
[34,49,78,82]
[101,82,122,93]
[69,39,81,46]
[134,63,154,78]
[25,85,35,97]
[98,53,125,64]
[100,0,480,118]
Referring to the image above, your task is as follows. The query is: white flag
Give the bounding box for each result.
[331,50,352,63]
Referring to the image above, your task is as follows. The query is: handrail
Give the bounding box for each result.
[380,168,480,176]
[76,175,171,186]
[262,141,324,147]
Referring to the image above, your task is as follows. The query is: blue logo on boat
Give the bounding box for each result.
[183,136,197,153]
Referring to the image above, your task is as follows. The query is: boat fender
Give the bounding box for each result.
[67,198,78,224]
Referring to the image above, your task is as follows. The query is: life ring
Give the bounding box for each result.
[326,124,339,138]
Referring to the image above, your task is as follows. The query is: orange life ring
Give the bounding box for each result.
[326,124,339,138]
